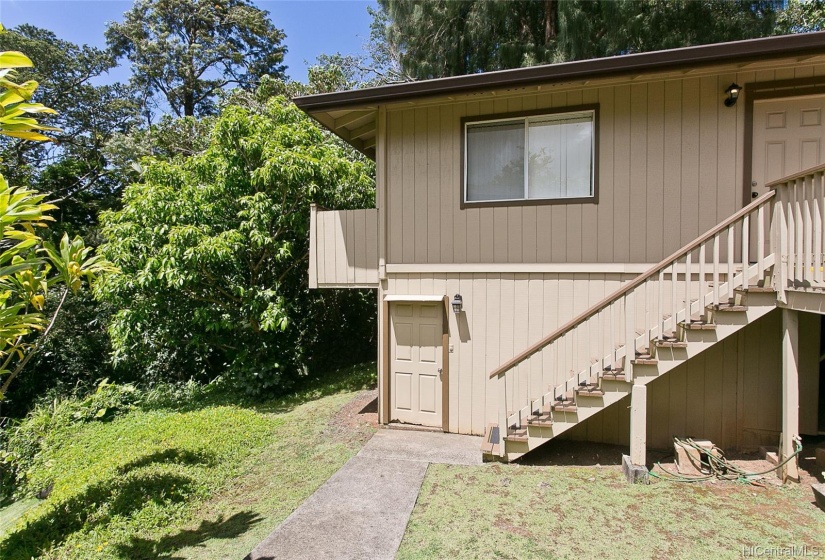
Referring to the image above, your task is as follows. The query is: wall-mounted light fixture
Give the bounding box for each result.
[451,294,463,313]
[724,83,742,107]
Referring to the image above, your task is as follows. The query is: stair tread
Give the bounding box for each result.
[527,412,553,426]
[504,427,528,442]
[680,319,716,330]
[736,285,775,293]
[655,336,687,348]
[551,397,577,412]
[575,383,604,396]
[709,303,748,312]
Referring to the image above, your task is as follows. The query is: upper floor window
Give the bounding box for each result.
[463,107,597,206]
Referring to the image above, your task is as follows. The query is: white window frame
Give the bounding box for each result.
[462,107,597,206]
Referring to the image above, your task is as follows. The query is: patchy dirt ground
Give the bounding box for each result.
[398,437,825,560]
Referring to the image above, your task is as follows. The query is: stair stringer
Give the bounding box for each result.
[503,291,778,462]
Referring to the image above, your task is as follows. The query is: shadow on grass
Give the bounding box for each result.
[253,362,377,416]
[0,448,215,560]
[115,511,263,559]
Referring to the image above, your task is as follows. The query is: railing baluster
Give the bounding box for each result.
[804,175,813,285]
[815,172,824,285]
[658,269,664,339]
[742,214,750,287]
[498,374,507,456]
[699,244,706,312]
[814,173,825,282]
[671,260,678,328]
[625,291,635,382]
[685,250,692,320]
[757,204,765,283]
[788,180,796,288]
[727,225,735,302]
[713,234,720,308]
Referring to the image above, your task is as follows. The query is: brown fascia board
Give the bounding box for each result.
[294,31,825,112]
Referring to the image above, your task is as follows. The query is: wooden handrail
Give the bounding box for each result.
[489,189,777,379]
[766,163,825,189]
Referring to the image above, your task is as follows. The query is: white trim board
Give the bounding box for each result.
[383,294,445,302]
[385,263,656,274]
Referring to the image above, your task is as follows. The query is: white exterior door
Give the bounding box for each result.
[752,95,825,197]
[390,302,443,427]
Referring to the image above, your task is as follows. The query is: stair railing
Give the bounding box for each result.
[768,163,825,302]
[489,190,778,456]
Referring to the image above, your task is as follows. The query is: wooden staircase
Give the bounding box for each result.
[482,164,825,462]
[484,163,825,462]
[484,285,779,461]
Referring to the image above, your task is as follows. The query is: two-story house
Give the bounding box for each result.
[296,32,825,478]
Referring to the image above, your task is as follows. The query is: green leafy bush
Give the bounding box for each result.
[96,96,376,394]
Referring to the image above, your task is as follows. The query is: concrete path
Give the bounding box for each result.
[246,429,482,560]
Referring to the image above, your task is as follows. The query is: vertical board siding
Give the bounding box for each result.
[386,275,789,445]
[383,68,821,266]
[311,209,379,287]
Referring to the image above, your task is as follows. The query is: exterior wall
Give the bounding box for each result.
[384,63,825,266]
[387,272,640,435]
[386,271,820,448]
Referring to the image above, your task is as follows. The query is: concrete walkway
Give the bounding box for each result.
[246,429,482,560]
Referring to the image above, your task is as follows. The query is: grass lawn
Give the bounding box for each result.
[397,447,825,560]
[0,363,377,560]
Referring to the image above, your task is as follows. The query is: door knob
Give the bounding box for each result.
[752,191,759,198]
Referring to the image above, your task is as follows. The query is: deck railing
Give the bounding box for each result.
[769,163,825,300]
[490,188,781,456]
[309,204,379,288]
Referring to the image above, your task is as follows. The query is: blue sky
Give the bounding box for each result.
[0,0,377,84]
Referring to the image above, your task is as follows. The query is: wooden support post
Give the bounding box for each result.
[780,308,800,483]
[630,384,647,467]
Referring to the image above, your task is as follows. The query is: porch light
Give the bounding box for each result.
[724,83,742,107]
[451,294,463,313]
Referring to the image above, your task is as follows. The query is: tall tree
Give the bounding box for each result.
[0,24,140,208]
[106,0,288,118]
[372,0,781,80]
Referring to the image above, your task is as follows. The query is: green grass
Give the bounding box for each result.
[396,463,825,560]
[0,362,377,559]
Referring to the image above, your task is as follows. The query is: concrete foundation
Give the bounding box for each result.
[622,454,649,484]
[812,483,825,511]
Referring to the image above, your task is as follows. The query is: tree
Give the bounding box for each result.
[0,40,117,399]
[371,0,780,79]
[0,25,141,237]
[776,0,825,34]
[106,0,288,118]
[96,96,375,393]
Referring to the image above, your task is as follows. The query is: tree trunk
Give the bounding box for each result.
[545,0,558,44]
[183,90,195,117]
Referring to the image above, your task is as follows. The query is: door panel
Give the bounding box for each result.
[752,95,825,197]
[390,302,443,427]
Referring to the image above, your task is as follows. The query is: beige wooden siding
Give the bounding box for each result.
[384,64,825,265]
[309,205,378,288]
[386,272,639,435]
[386,274,818,447]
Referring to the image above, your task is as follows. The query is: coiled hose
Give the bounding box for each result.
[649,436,803,484]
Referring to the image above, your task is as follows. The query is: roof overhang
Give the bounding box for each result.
[295,31,825,161]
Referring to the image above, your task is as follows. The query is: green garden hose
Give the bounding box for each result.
[649,436,803,484]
